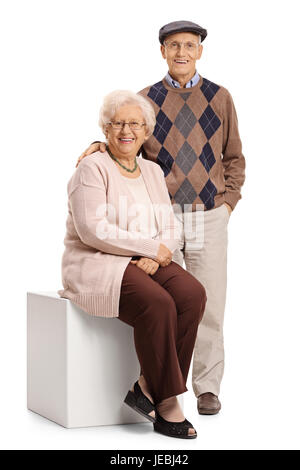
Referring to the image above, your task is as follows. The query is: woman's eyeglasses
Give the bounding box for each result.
[108,121,146,131]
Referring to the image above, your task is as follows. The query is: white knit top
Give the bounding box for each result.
[121,173,159,238]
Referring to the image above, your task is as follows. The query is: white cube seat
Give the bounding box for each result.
[27,291,152,428]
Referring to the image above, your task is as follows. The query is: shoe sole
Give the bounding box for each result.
[198,407,221,415]
[124,391,156,423]
[153,425,197,439]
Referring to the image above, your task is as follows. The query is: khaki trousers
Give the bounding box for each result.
[172,203,230,397]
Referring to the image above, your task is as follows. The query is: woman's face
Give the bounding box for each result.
[106,105,148,159]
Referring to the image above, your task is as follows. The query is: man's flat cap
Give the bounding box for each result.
[159,20,207,44]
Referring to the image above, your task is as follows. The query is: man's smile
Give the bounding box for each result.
[174,59,189,64]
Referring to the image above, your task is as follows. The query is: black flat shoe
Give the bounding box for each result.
[153,411,197,439]
[124,381,156,423]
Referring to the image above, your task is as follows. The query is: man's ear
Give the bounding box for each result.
[160,44,166,59]
[197,44,203,60]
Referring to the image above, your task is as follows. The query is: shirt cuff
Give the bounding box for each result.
[224,191,241,211]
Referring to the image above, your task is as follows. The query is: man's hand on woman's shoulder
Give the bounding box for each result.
[76,141,107,168]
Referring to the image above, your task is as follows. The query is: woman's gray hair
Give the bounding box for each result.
[99,90,156,136]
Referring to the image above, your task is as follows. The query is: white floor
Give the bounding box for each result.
[2,359,300,450]
[3,268,300,450]
[3,257,300,450]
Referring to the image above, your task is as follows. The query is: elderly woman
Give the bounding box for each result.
[58,90,207,439]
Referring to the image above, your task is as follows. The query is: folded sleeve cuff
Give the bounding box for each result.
[224,191,241,211]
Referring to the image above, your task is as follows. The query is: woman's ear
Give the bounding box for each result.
[144,128,151,142]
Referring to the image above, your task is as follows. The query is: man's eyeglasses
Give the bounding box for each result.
[108,121,146,130]
[164,41,199,52]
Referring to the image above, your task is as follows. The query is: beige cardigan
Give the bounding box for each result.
[58,151,180,317]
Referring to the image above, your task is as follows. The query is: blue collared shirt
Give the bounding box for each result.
[165,70,200,88]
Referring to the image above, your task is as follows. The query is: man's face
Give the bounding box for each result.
[160,32,203,80]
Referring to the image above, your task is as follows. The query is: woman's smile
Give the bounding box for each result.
[118,137,135,144]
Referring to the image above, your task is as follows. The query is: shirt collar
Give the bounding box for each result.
[165,70,200,89]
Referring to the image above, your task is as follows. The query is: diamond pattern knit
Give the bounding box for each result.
[139,75,245,211]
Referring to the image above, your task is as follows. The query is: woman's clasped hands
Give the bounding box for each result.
[130,257,160,275]
[130,243,173,275]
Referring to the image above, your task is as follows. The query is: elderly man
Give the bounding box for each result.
[77,20,245,415]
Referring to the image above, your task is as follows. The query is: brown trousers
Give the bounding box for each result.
[118,261,207,404]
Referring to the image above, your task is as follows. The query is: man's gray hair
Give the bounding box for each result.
[99,90,156,136]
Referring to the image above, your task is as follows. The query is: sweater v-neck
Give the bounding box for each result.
[161,74,203,93]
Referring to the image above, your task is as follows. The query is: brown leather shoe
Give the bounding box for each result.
[197,393,221,415]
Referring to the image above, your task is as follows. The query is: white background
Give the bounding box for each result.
[1,0,299,450]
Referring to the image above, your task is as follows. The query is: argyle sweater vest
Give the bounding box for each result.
[139,76,245,211]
